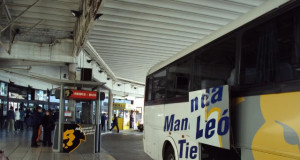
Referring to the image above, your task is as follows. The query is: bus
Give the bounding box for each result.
[143,1,300,160]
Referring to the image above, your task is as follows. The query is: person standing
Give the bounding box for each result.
[19,104,25,131]
[101,113,107,131]
[25,108,31,128]
[31,106,42,147]
[6,107,15,133]
[15,108,20,131]
[0,104,3,130]
[42,110,54,147]
[109,114,119,133]
[130,112,134,129]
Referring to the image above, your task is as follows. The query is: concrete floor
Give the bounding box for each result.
[101,131,152,160]
[0,128,152,160]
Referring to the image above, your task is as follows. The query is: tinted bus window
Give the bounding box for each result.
[241,10,300,85]
[193,37,236,90]
[152,69,166,101]
[166,57,193,101]
[145,77,153,102]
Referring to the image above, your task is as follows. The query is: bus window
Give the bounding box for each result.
[241,10,299,85]
[145,77,153,102]
[152,69,166,102]
[193,37,236,90]
[166,57,193,101]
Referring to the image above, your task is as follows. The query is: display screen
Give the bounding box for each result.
[0,82,7,96]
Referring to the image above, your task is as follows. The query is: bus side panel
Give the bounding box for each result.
[164,102,199,160]
[144,104,165,160]
[234,92,300,160]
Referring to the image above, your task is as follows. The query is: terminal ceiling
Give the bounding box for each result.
[1,0,276,84]
[88,0,270,83]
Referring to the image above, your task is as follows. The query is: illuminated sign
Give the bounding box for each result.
[65,90,97,100]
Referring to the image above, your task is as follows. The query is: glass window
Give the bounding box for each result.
[152,69,167,101]
[145,77,152,102]
[193,37,236,90]
[241,9,300,85]
[166,57,193,100]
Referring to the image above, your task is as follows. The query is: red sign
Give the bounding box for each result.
[65,90,98,100]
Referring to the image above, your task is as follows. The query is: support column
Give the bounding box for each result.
[58,84,65,152]
[107,90,113,130]
[95,87,101,153]
[68,64,76,122]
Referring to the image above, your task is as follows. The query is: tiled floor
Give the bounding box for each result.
[0,129,115,160]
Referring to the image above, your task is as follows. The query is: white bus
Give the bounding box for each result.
[143,1,300,160]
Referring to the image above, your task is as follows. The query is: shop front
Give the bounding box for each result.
[112,103,138,130]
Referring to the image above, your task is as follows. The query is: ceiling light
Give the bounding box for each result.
[94,13,103,20]
[87,59,93,63]
[71,10,82,18]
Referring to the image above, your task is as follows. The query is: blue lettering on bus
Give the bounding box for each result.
[164,114,174,131]
[195,109,229,140]
[178,139,198,159]
[191,86,224,113]
[164,115,189,132]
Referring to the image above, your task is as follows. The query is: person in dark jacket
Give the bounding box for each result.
[6,106,15,133]
[101,113,107,131]
[31,106,42,147]
[42,110,54,147]
[109,114,119,133]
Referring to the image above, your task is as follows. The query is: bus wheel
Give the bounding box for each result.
[164,145,175,160]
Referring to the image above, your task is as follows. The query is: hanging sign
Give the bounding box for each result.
[65,90,98,100]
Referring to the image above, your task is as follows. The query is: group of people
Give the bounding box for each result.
[4,106,58,148]
[30,106,55,148]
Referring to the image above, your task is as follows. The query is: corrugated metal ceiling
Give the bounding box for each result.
[88,0,268,83]
[1,0,80,43]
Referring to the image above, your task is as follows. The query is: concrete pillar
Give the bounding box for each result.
[68,64,77,122]
[58,84,65,152]
[107,90,113,130]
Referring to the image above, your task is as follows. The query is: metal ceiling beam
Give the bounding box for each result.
[93,44,176,55]
[97,50,173,59]
[88,36,189,48]
[8,4,76,16]
[9,10,75,23]
[119,0,244,17]
[0,59,67,68]
[103,0,236,21]
[90,40,181,53]
[15,17,74,29]
[226,0,265,6]
[94,20,205,39]
[1,0,40,33]
[99,7,226,27]
[14,17,74,31]
[90,30,196,45]
[6,0,79,11]
[3,0,12,21]
[175,0,254,12]
[101,56,164,63]
[89,38,184,49]
[97,14,215,34]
